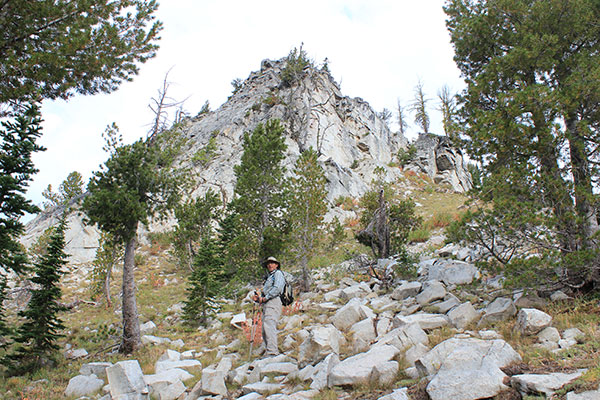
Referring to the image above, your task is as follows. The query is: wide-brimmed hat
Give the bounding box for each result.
[263,256,280,267]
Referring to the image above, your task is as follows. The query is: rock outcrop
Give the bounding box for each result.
[406,133,472,193]
[20,57,473,268]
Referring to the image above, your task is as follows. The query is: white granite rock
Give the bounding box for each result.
[155,380,186,400]
[510,370,586,397]
[328,344,401,387]
[142,335,172,345]
[538,326,561,343]
[237,393,263,400]
[298,324,346,367]
[566,387,600,399]
[106,360,149,399]
[79,362,113,378]
[242,381,282,395]
[416,337,521,377]
[158,349,181,362]
[394,313,450,330]
[517,308,552,335]
[139,320,157,335]
[563,328,584,342]
[200,367,227,396]
[429,294,460,314]
[144,368,193,386]
[416,281,446,305]
[404,343,430,367]
[154,359,202,374]
[427,259,480,285]
[331,298,368,332]
[340,282,372,300]
[64,374,104,398]
[422,338,522,400]
[65,348,88,359]
[478,297,517,326]
[479,330,502,340]
[375,323,429,351]
[377,388,409,400]
[260,362,299,378]
[350,317,377,352]
[391,281,422,300]
[310,353,340,390]
[447,302,480,330]
[370,360,399,386]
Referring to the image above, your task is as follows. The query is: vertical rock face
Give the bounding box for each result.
[406,133,472,193]
[178,57,407,206]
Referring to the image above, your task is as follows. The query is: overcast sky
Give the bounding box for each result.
[30,0,464,217]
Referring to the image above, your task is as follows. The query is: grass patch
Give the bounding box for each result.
[313,388,342,400]
[427,326,456,348]
[426,211,454,229]
[408,227,431,243]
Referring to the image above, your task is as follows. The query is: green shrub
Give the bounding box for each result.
[426,211,453,229]
[408,227,431,243]
[281,46,312,86]
[262,93,283,107]
[328,217,346,248]
[334,196,355,210]
[397,144,417,167]
[191,136,218,167]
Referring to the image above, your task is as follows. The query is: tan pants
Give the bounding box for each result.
[262,296,282,355]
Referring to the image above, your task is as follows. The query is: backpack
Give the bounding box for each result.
[279,271,294,306]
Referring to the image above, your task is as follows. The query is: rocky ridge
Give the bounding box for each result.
[19,57,471,269]
[56,245,597,400]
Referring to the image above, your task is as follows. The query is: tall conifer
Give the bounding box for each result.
[232,119,288,275]
[7,218,68,373]
[0,104,45,357]
[288,148,327,291]
[83,125,182,353]
[183,235,223,326]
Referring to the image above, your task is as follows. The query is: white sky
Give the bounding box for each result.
[29,0,464,217]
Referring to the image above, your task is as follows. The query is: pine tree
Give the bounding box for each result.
[281,45,312,87]
[172,190,221,271]
[437,85,458,140]
[0,104,45,354]
[83,125,182,354]
[7,218,68,374]
[42,171,85,209]
[0,0,162,113]
[0,104,44,275]
[445,0,600,289]
[232,119,288,275]
[288,148,327,291]
[89,231,123,307]
[183,236,223,326]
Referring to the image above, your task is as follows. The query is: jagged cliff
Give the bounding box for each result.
[21,57,471,266]
[175,57,407,206]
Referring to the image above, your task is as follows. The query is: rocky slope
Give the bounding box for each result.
[56,243,598,400]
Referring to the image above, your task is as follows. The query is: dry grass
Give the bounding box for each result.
[485,298,600,399]
[426,325,457,348]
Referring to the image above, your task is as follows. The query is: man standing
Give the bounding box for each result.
[252,256,285,357]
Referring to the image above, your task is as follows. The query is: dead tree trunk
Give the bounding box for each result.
[356,190,390,259]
